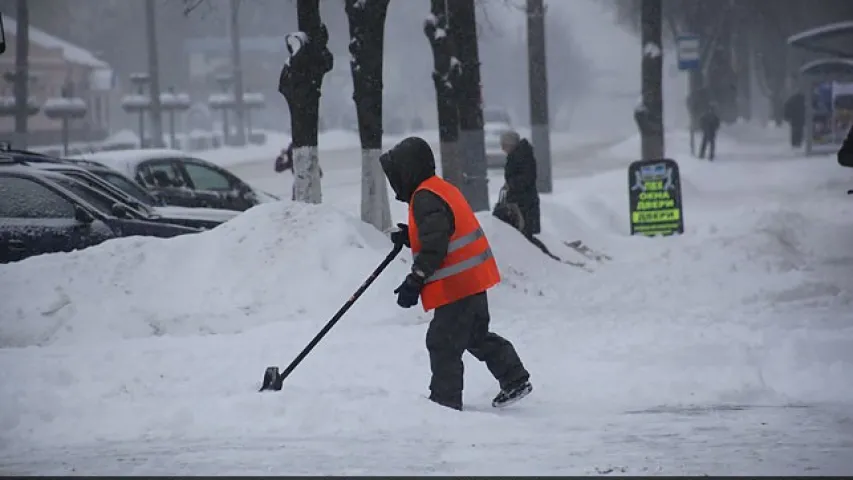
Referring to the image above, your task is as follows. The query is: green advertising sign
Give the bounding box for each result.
[628,158,685,236]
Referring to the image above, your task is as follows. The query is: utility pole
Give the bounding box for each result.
[732,3,751,122]
[144,0,164,148]
[449,0,489,212]
[640,0,664,160]
[14,0,29,148]
[230,0,247,146]
[526,0,552,194]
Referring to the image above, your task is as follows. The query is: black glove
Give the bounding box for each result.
[393,272,424,308]
[390,223,410,248]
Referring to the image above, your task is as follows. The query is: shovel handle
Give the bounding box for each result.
[273,242,405,385]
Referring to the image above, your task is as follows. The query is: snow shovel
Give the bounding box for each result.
[259,241,405,392]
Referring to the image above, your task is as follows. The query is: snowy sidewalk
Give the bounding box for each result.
[1,130,852,475]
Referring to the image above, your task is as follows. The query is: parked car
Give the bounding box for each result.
[65,149,279,211]
[0,163,202,264]
[484,107,513,169]
[9,154,240,230]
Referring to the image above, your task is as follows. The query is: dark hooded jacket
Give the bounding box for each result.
[503,139,541,236]
[699,107,721,134]
[380,137,455,279]
[839,125,853,168]
[784,93,805,127]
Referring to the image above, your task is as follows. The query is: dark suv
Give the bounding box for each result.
[0,164,201,264]
[0,148,237,229]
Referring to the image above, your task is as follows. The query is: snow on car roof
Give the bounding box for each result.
[66,149,187,176]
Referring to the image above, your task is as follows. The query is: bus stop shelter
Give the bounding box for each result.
[788,22,853,155]
[788,21,853,59]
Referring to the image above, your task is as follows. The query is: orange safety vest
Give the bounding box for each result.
[408,175,501,311]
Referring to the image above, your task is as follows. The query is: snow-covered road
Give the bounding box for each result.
[1,127,852,475]
[225,128,631,213]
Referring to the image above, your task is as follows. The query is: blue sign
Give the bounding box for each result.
[676,35,700,71]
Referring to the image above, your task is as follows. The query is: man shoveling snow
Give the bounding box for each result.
[380,137,533,411]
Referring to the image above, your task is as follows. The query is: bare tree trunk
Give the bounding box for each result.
[733,4,752,123]
[683,6,701,157]
[144,0,164,148]
[449,0,489,212]
[346,0,392,232]
[230,0,247,146]
[278,0,334,204]
[424,0,463,188]
[640,0,665,160]
[526,0,552,194]
[14,0,29,149]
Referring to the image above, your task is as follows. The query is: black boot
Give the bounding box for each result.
[492,379,533,408]
[428,393,462,411]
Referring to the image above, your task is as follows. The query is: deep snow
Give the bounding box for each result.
[1,128,853,475]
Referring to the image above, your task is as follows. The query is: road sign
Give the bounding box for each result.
[676,34,700,71]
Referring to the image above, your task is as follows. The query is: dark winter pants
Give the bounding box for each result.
[790,122,804,148]
[426,291,529,410]
[699,131,717,160]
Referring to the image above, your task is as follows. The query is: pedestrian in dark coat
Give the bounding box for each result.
[274,142,323,200]
[274,142,324,177]
[380,136,532,412]
[499,130,540,237]
[274,143,293,173]
[699,104,721,161]
[839,124,853,168]
[784,92,806,148]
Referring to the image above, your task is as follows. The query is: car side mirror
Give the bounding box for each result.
[149,191,166,205]
[74,206,94,224]
[236,182,256,199]
[111,202,131,218]
[235,182,252,194]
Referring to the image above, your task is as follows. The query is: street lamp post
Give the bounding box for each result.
[211,73,235,145]
[242,92,266,143]
[160,88,191,149]
[43,81,88,156]
[121,73,152,148]
[0,72,39,147]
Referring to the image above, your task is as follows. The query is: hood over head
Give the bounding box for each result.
[379,136,436,202]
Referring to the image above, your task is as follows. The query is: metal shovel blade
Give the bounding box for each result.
[259,366,283,392]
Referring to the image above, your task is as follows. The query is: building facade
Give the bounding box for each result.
[0,14,114,147]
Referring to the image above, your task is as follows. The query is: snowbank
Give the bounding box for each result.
[0,204,593,349]
[0,203,409,348]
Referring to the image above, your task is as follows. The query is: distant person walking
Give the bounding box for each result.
[699,104,721,161]
[274,143,294,173]
[274,142,323,200]
[784,92,806,149]
[495,130,540,238]
[839,124,853,168]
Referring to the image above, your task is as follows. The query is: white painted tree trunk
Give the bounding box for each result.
[360,148,391,231]
[292,145,322,204]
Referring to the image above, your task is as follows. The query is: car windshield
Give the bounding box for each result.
[51,176,124,216]
[96,171,161,205]
[62,170,154,215]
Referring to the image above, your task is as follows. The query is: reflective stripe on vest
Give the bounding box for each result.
[425,246,494,283]
[413,227,492,283]
[408,175,501,311]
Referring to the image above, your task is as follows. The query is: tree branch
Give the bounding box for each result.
[182,0,207,16]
